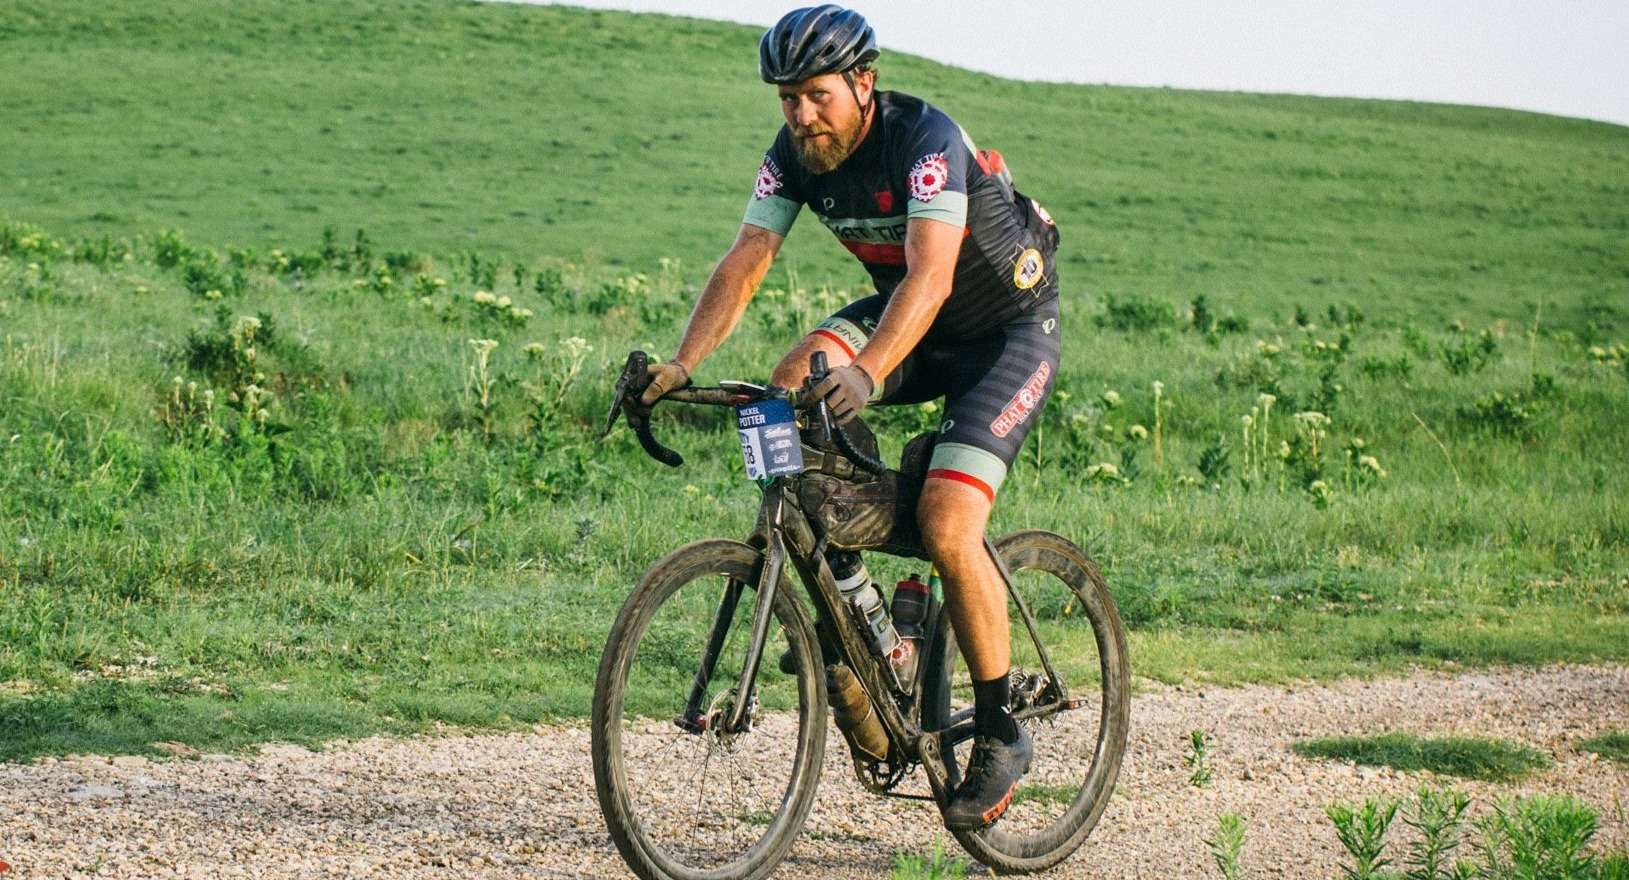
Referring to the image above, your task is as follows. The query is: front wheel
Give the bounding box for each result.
[922,529,1131,874]
[592,539,827,880]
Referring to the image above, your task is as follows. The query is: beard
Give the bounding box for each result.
[793,124,860,174]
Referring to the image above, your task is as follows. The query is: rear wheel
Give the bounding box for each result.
[922,529,1130,874]
[592,539,827,880]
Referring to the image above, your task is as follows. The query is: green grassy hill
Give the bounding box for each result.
[3,0,1625,325]
[1,0,1626,760]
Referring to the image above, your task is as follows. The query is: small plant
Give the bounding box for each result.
[1152,380,1165,468]
[1197,436,1231,485]
[1327,796,1400,880]
[1459,390,1540,437]
[1473,795,1599,880]
[1096,293,1172,332]
[1186,729,1213,787]
[891,837,968,880]
[1401,785,1471,880]
[1579,730,1629,766]
[1191,293,1217,334]
[1356,353,1414,382]
[1207,812,1246,880]
[1294,732,1551,781]
[1440,330,1499,375]
[467,338,500,441]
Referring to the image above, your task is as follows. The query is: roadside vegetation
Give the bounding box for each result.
[1292,733,1552,782]
[1211,788,1629,879]
[1,1,1626,760]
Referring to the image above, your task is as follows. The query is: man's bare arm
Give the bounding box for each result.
[850,218,963,383]
[670,224,784,373]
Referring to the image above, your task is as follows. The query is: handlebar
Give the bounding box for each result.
[601,349,888,476]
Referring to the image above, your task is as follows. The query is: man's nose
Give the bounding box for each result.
[791,98,819,129]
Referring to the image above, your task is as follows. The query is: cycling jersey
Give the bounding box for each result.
[743,90,1059,341]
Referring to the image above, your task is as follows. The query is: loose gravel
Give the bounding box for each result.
[2,664,1624,879]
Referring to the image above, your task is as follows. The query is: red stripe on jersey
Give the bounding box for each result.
[926,468,996,502]
[811,328,856,358]
[841,240,907,265]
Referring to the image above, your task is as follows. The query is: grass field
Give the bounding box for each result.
[2,0,1627,761]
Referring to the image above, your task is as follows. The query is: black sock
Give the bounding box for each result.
[972,673,1020,745]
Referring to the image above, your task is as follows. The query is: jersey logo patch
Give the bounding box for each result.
[753,157,784,200]
[990,361,1051,439]
[1013,248,1044,290]
[875,189,894,213]
[908,153,950,202]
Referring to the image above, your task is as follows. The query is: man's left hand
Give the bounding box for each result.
[810,364,874,425]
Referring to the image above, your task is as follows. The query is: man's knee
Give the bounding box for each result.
[916,478,992,558]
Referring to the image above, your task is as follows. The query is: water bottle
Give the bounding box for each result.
[827,551,901,662]
[826,664,888,763]
[889,574,930,690]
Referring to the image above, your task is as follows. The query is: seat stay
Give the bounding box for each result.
[988,535,1068,702]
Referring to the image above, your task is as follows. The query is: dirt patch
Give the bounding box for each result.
[1,664,1624,878]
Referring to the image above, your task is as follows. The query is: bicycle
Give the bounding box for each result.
[592,350,1130,880]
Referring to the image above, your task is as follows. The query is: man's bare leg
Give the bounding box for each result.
[916,478,1009,680]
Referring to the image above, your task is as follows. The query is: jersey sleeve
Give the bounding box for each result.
[742,130,802,236]
[902,112,971,228]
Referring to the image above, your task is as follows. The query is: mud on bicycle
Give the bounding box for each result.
[592,350,1130,880]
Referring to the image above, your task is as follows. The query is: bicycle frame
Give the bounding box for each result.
[681,472,1080,810]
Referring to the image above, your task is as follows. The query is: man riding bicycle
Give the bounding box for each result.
[636,4,1062,832]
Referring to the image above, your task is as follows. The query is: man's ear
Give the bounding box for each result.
[856,68,877,103]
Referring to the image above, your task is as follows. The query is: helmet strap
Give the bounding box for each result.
[843,68,874,126]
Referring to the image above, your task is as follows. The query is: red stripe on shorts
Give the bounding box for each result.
[812,328,857,357]
[926,468,995,503]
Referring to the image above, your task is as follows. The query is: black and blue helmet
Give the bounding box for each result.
[759,5,879,84]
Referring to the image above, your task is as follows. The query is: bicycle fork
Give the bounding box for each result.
[677,484,791,735]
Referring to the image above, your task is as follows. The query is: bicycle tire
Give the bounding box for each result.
[592,539,827,880]
[922,529,1131,874]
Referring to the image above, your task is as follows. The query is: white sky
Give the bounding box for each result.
[506,1,1629,127]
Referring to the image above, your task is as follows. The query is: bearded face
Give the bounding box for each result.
[792,121,862,174]
[778,70,874,175]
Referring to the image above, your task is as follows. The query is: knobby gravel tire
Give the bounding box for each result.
[592,539,827,880]
[926,529,1131,874]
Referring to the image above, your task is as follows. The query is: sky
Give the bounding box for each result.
[503,1,1629,127]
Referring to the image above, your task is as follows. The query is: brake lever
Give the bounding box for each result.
[601,350,648,438]
[805,350,887,476]
[604,350,684,467]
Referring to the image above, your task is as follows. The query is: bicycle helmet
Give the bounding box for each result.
[759,5,879,84]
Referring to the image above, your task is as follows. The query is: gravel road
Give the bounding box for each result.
[2,664,1624,879]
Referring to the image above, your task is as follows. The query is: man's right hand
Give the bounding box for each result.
[639,360,691,405]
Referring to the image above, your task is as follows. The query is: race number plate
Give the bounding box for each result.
[736,398,803,480]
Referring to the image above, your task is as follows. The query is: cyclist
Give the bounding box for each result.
[637,4,1062,832]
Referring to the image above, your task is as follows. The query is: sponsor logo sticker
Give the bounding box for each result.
[1031,197,1055,225]
[908,152,950,202]
[1013,247,1044,290]
[990,361,1051,438]
[753,157,783,200]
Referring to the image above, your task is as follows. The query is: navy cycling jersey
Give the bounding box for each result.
[743,90,1059,341]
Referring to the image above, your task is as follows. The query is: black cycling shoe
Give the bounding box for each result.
[942,726,1033,831]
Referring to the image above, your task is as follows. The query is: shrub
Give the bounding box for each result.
[1096,293,1171,332]
[1293,732,1551,781]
